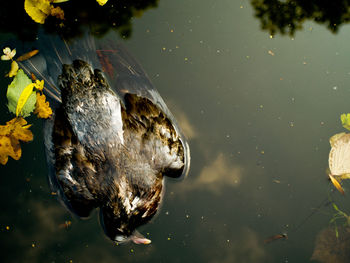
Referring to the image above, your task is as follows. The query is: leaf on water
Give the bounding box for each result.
[7,69,36,118]
[338,174,350,180]
[24,0,52,24]
[34,93,52,119]
[8,61,19,77]
[50,6,65,20]
[341,113,350,131]
[329,174,345,195]
[0,117,33,165]
[329,132,346,147]
[51,0,70,3]
[329,133,350,182]
[1,47,16,61]
[96,0,108,6]
[16,83,36,117]
[16,50,39,62]
[34,79,44,91]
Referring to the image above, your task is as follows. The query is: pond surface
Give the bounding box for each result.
[1,0,350,262]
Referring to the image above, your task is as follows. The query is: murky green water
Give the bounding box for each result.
[1,0,350,262]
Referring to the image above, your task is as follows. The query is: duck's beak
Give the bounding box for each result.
[130,231,152,245]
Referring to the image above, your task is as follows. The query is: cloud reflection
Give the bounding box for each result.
[168,102,197,140]
[178,153,243,195]
[11,201,70,262]
[175,110,197,140]
[9,200,156,262]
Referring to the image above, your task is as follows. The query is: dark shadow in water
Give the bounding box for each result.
[250,0,350,36]
[0,0,159,40]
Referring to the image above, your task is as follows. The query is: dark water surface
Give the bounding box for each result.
[1,0,350,262]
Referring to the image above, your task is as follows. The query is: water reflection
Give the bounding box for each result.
[3,0,350,262]
[251,0,350,35]
[180,153,242,194]
[195,226,267,263]
[311,226,350,263]
[0,0,159,39]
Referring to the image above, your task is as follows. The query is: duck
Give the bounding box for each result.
[18,30,190,244]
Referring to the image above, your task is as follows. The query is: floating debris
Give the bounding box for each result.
[58,220,72,229]
[264,233,288,244]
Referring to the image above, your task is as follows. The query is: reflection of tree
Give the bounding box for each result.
[311,226,350,263]
[250,0,350,36]
[0,0,159,40]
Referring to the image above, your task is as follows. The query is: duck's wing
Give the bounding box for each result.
[94,32,190,178]
[15,29,189,183]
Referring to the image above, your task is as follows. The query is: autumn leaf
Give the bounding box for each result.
[34,92,52,118]
[51,0,70,3]
[96,0,108,6]
[24,0,52,24]
[7,70,36,117]
[34,79,44,91]
[16,50,39,62]
[0,117,33,165]
[8,61,19,77]
[16,83,36,117]
[329,174,345,195]
[50,6,65,20]
[25,0,67,24]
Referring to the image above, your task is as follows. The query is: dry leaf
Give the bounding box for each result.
[329,133,350,180]
[329,174,345,195]
[16,50,39,62]
[34,92,52,118]
[50,6,65,20]
[34,79,44,91]
[0,117,33,165]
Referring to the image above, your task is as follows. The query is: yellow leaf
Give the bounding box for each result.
[16,83,35,117]
[338,174,350,180]
[329,174,345,195]
[51,0,70,3]
[34,79,44,91]
[16,50,39,62]
[0,117,33,165]
[8,61,19,77]
[24,0,51,24]
[34,92,52,118]
[96,0,108,6]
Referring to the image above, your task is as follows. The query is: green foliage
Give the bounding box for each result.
[341,113,350,131]
[6,69,36,117]
[330,202,350,238]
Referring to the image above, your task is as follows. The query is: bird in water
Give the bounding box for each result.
[17,30,190,244]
